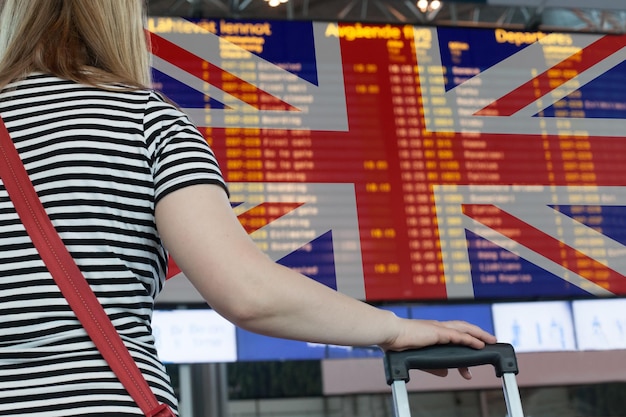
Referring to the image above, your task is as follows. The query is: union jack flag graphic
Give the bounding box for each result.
[152,18,626,301]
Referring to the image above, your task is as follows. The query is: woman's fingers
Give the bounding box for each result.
[457,367,472,380]
[439,320,497,348]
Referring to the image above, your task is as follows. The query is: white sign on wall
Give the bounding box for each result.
[492,301,577,352]
[153,309,237,363]
[572,298,626,350]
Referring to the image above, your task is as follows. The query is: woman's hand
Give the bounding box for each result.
[378,318,497,379]
[379,318,497,351]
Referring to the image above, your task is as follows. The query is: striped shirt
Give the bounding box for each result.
[0,73,227,416]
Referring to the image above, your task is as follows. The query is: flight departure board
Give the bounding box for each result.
[149,17,626,302]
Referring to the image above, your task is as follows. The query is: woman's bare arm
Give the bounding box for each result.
[155,184,497,355]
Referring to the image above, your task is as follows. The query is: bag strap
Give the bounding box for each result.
[0,117,174,417]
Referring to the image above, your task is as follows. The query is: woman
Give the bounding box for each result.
[0,0,496,415]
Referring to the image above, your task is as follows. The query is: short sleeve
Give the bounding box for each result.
[144,91,228,204]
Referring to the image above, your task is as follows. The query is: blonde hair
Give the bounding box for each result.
[0,0,152,90]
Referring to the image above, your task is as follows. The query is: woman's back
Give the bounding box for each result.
[0,73,225,415]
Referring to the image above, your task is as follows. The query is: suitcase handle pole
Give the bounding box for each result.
[502,373,524,417]
[384,343,524,417]
[390,380,411,417]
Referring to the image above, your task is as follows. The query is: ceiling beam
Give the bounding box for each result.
[147,0,626,33]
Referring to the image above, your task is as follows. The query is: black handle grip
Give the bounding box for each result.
[384,343,518,384]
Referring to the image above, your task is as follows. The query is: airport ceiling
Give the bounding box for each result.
[147,0,626,33]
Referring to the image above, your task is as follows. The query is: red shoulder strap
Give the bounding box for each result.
[0,117,174,417]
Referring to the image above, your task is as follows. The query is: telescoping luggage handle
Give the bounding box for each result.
[384,343,524,417]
